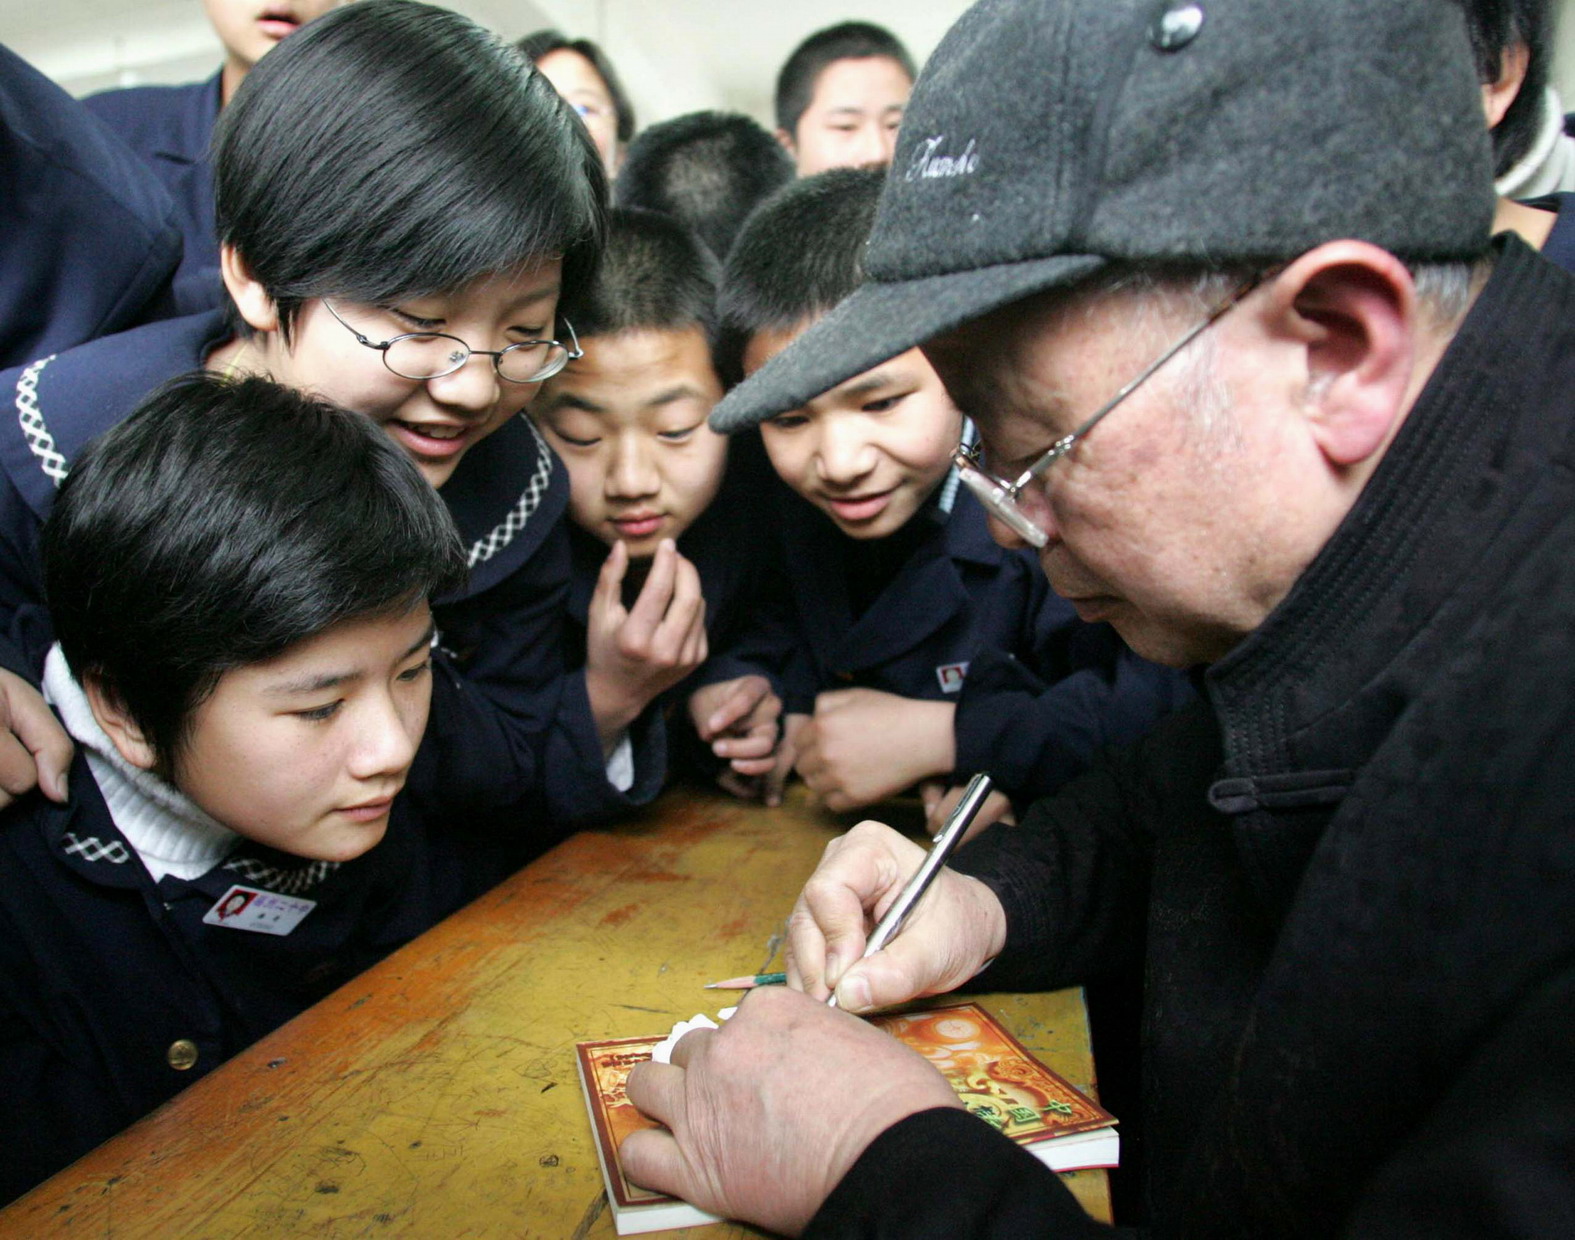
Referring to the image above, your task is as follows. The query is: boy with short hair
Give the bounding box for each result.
[615,111,794,261]
[712,169,1191,824]
[774,21,916,176]
[0,373,481,1203]
[533,208,787,791]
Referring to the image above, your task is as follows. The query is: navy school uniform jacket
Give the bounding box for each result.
[1524,192,1575,274]
[756,474,1192,807]
[0,751,496,1205]
[0,46,181,368]
[0,314,663,832]
[83,72,224,316]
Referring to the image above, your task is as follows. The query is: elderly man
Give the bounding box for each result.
[619,0,1575,1235]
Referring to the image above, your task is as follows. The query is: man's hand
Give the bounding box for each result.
[584,540,707,755]
[689,675,782,783]
[622,986,962,1237]
[0,667,71,807]
[794,688,954,810]
[785,820,1007,1011]
[921,780,1017,840]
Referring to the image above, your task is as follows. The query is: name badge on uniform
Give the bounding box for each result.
[203,884,316,936]
[936,661,970,694]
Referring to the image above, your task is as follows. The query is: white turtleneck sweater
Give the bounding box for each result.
[1497,86,1575,200]
[43,644,238,883]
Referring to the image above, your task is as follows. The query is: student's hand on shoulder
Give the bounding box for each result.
[795,688,955,811]
[585,540,708,752]
[621,986,961,1237]
[921,779,1016,841]
[689,675,782,782]
[784,819,1007,1011]
[0,667,72,807]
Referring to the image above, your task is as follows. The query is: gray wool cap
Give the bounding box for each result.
[709,0,1495,433]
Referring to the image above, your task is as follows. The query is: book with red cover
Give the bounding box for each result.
[575,1001,1117,1235]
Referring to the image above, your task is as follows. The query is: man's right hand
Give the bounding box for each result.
[784,820,1007,1012]
[0,666,71,807]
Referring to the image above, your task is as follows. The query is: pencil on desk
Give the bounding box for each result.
[704,971,787,990]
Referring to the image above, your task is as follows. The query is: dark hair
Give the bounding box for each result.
[715,167,883,385]
[1455,0,1554,176]
[562,207,721,341]
[615,111,794,262]
[774,21,916,136]
[45,373,467,770]
[215,0,606,337]
[516,28,637,143]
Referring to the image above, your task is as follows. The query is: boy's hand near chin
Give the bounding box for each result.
[584,539,708,757]
[794,688,955,811]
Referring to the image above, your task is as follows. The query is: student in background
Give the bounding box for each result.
[1458,0,1574,268]
[517,29,636,181]
[85,0,342,314]
[712,169,1190,830]
[0,374,477,1204]
[0,1,663,840]
[0,46,180,368]
[533,208,788,796]
[774,21,915,176]
[615,111,794,262]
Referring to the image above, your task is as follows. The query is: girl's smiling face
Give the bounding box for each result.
[218,252,564,489]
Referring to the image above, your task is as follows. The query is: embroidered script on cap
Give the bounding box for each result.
[906,135,980,181]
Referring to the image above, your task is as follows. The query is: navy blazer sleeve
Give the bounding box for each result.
[952,607,1194,808]
[416,514,666,831]
[0,47,181,368]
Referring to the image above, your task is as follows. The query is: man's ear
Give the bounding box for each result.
[1260,241,1417,469]
[82,674,158,772]
[219,243,280,334]
[1482,40,1531,131]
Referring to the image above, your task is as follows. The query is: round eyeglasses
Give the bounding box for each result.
[323,301,583,384]
[953,271,1268,548]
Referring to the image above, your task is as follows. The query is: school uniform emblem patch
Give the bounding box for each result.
[936,662,970,693]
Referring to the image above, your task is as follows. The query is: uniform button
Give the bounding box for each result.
[1149,2,1205,51]
[167,1039,200,1071]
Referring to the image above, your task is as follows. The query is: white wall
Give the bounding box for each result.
[4,0,1574,131]
[1,0,966,128]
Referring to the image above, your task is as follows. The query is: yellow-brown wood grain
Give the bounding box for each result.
[0,786,1110,1238]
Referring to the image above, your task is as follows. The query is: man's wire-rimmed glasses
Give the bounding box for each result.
[953,271,1268,548]
[323,300,583,384]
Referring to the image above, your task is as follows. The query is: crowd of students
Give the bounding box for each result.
[3,0,1574,1233]
[0,0,1185,1205]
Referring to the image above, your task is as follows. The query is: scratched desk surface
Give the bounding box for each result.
[2,786,1110,1238]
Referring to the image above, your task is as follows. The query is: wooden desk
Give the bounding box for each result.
[2,787,1109,1237]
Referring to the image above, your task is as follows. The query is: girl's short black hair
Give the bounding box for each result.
[215,0,606,336]
[516,28,637,143]
[562,207,721,342]
[615,111,794,262]
[715,167,884,386]
[45,373,468,771]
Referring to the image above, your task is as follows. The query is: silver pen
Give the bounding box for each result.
[829,771,995,1008]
